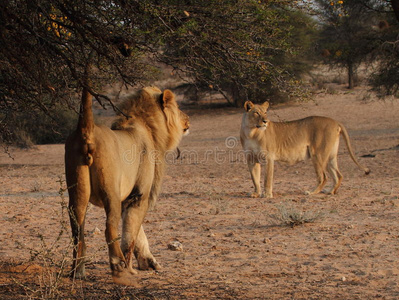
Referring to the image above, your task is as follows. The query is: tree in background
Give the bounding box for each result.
[315,0,385,89]
[369,0,399,97]
[0,0,155,146]
[152,0,316,106]
[0,0,316,146]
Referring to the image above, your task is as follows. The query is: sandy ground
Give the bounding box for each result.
[1,86,399,299]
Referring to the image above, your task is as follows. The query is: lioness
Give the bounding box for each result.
[65,87,189,284]
[240,101,369,198]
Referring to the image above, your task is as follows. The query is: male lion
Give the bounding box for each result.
[240,101,369,198]
[65,87,189,284]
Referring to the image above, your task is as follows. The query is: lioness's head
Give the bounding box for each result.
[243,101,270,130]
[180,111,190,136]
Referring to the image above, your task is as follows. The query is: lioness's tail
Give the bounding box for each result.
[77,87,95,167]
[339,124,370,175]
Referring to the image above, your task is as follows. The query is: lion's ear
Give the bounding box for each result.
[161,89,176,109]
[262,101,270,110]
[244,101,254,112]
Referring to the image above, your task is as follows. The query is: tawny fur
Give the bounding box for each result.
[240,101,369,198]
[65,87,189,284]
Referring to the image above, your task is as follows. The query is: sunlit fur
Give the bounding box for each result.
[65,87,189,284]
[240,100,369,198]
[112,87,189,151]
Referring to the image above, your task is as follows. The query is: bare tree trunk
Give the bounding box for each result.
[231,83,245,108]
[392,0,399,22]
[348,61,354,89]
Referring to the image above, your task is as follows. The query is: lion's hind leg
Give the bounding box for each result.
[120,188,150,275]
[65,148,90,278]
[133,172,162,271]
[101,189,137,283]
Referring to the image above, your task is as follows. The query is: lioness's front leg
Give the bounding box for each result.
[247,160,261,198]
[264,158,274,198]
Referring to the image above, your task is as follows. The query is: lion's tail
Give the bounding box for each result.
[77,87,95,167]
[339,123,370,175]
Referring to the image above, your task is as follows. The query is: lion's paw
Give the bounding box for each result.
[112,269,140,287]
[111,257,137,276]
[111,259,139,286]
[250,192,261,198]
[137,256,161,271]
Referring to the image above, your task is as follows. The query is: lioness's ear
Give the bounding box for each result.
[161,89,176,108]
[244,101,254,112]
[262,101,270,110]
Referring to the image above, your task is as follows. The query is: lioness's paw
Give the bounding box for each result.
[265,193,273,198]
[250,192,261,198]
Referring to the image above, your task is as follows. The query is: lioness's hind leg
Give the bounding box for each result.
[307,156,328,195]
[327,157,343,194]
[134,226,161,270]
[264,159,274,198]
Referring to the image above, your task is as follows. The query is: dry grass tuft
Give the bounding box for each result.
[269,201,324,228]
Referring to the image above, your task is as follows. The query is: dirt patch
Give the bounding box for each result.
[1,87,398,299]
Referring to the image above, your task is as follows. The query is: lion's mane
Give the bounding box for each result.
[111,86,183,152]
